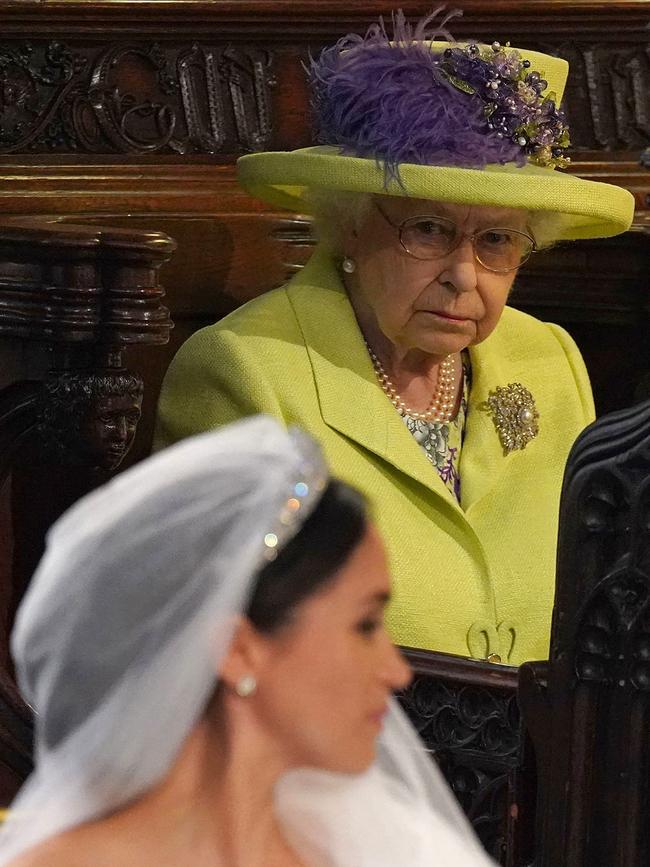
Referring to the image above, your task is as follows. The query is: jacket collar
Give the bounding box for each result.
[286,247,512,515]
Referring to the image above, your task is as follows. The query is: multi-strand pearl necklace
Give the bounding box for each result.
[365,342,458,423]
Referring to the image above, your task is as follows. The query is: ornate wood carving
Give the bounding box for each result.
[0,370,144,482]
[0,40,275,155]
[1,35,649,157]
[0,32,649,159]
[556,41,650,152]
[38,371,143,470]
[400,650,532,866]
[0,220,174,673]
[0,221,173,472]
[0,220,175,802]
[520,397,650,866]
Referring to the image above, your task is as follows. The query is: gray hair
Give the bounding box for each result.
[305,190,373,254]
[526,211,563,250]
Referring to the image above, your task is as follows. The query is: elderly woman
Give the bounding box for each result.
[0,417,493,867]
[156,13,634,666]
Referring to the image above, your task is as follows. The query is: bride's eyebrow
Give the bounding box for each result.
[361,591,391,607]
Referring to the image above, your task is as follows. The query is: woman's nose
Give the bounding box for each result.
[438,239,479,293]
[381,639,412,691]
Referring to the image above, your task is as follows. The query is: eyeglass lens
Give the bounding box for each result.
[400,216,534,272]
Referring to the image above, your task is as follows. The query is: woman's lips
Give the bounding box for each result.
[422,310,470,322]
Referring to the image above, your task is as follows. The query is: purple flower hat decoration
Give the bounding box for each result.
[308,8,570,182]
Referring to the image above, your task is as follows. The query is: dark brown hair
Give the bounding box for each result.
[247,479,367,632]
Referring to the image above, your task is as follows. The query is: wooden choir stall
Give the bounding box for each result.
[0,2,648,864]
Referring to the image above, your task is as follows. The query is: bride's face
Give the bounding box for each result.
[253,524,411,773]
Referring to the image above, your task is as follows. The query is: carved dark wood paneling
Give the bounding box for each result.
[565,401,650,698]
[400,650,533,867]
[1,36,649,157]
[0,41,275,155]
[0,221,176,697]
[522,398,650,866]
[556,41,650,152]
[402,393,650,867]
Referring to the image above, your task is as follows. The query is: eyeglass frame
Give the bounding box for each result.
[372,198,536,274]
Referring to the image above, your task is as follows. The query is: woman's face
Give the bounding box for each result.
[346,196,529,357]
[250,524,411,774]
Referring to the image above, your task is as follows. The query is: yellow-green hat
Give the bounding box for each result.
[238,15,634,242]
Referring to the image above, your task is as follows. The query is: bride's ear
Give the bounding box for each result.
[219,616,267,693]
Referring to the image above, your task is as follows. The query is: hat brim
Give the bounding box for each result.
[238,146,635,242]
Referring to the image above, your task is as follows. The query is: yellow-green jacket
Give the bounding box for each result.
[156,247,595,666]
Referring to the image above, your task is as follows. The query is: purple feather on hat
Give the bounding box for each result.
[307,8,532,183]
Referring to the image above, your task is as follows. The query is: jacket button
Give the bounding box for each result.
[487,653,502,664]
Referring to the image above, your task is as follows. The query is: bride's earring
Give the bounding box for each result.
[235,674,257,697]
[341,256,356,274]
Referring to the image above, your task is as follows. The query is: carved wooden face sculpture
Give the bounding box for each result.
[40,373,144,471]
[79,392,142,470]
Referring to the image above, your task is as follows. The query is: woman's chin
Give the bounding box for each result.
[405,320,475,357]
[335,755,376,775]
[417,335,472,357]
[316,742,377,776]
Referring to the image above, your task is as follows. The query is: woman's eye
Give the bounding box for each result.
[356,618,380,636]
[481,230,513,247]
[414,220,447,237]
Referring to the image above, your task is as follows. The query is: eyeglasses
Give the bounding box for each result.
[373,199,536,274]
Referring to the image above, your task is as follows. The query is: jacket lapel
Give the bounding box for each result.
[461,329,523,513]
[286,249,463,514]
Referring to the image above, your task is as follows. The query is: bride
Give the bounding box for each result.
[0,416,494,866]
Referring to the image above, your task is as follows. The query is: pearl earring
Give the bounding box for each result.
[235,674,257,697]
[341,256,356,274]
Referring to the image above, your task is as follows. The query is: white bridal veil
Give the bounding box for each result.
[0,416,493,866]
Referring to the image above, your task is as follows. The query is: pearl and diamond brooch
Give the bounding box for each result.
[485,382,539,455]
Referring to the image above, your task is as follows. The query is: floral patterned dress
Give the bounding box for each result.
[401,357,470,504]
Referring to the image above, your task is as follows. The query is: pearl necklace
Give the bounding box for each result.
[365,342,457,423]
